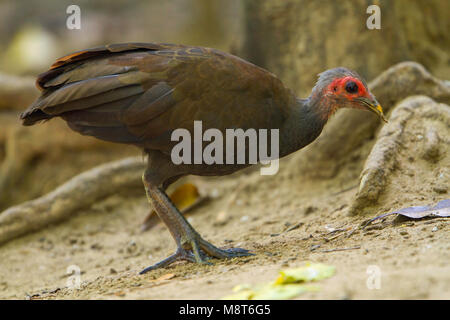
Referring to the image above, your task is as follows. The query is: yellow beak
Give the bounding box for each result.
[370,103,388,123]
[357,97,388,123]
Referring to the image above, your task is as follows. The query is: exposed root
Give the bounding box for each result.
[349,96,450,215]
[0,157,145,245]
[0,113,139,210]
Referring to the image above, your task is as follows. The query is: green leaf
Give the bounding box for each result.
[222,283,318,300]
[275,262,335,285]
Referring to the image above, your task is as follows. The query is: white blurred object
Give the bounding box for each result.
[2,25,57,74]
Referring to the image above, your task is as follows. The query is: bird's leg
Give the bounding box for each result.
[140,172,252,274]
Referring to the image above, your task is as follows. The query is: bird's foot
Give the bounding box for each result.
[139,236,253,274]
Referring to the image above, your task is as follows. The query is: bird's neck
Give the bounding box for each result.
[279,96,329,157]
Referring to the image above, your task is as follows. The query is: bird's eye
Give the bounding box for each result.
[345,81,358,93]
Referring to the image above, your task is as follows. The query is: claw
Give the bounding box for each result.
[140,238,253,274]
[139,249,194,274]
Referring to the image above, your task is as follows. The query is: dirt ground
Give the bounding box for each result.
[0,126,448,299]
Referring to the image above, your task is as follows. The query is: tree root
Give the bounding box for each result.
[0,157,145,245]
[349,95,450,215]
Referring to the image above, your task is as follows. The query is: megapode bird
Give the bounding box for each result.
[20,43,386,273]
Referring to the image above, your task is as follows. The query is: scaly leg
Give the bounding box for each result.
[140,172,252,274]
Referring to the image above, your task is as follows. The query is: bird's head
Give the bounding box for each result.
[311,67,387,122]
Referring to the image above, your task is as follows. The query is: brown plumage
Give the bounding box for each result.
[21,43,386,273]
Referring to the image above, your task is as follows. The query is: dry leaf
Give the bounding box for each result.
[222,262,334,300]
[113,291,126,297]
[364,199,450,228]
[275,262,335,285]
[223,283,318,300]
[151,273,176,283]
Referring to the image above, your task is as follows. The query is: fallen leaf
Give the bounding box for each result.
[114,291,126,297]
[151,273,176,283]
[363,199,450,228]
[275,262,335,285]
[252,284,318,300]
[223,283,318,300]
[222,262,334,300]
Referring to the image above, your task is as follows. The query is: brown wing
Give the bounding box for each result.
[21,42,293,151]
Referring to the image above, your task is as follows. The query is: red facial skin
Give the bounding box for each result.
[326,76,370,99]
[320,76,374,119]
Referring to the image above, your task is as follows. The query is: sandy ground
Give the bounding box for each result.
[0,142,448,299]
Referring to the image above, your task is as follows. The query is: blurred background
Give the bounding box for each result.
[0,0,448,208]
[0,0,244,209]
[0,0,243,75]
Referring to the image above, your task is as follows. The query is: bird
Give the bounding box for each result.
[20,42,386,274]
